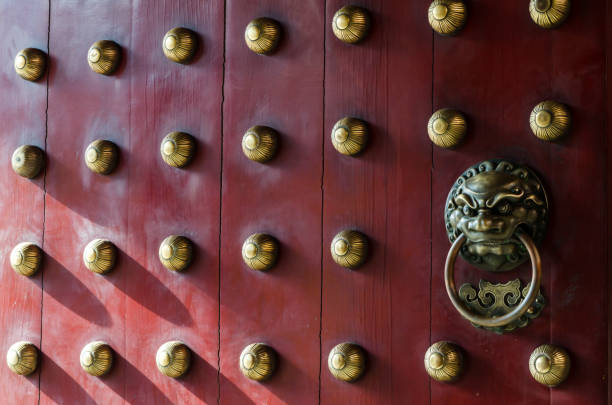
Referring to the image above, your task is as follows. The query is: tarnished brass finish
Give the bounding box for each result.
[10,242,42,277]
[529,100,571,141]
[80,341,113,377]
[242,126,278,163]
[6,341,38,376]
[529,0,570,29]
[327,343,366,382]
[156,341,191,378]
[242,233,279,271]
[240,343,277,381]
[445,160,549,272]
[330,230,368,269]
[331,117,368,156]
[446,232,542,330]
[245,18,281,55]
[160,132,196,168]
[332,5,370,44]
[459,279,546,333]
[428,109,467,149]
[424,341,463,383]
[88,40,122,75]
[12,145,44,179]
[85,140,119,175]
[529,344,570,387]
[83,239,117,275]
[163,27,198,64]
[159,235,193,272]
[428,0,467,36]
[14,48,47,81]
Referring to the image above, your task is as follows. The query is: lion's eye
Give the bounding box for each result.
[462,206,476,217]
[512,187,521,194]
[497,203,511,214]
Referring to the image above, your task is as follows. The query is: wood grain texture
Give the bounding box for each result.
[40,1,131,403]
[431,1,606,404]
[125,1,224,404]
[219,1,324,404]
[321,1,432,403]
[0,0,48,402]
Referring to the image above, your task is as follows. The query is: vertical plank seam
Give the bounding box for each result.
[217,1,228,404]
[38,0,51,403]
[318,1,327,403]
[605,1,611,400]
[428,28,434,405]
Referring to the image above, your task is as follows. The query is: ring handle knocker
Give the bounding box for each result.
[444,231,542,328]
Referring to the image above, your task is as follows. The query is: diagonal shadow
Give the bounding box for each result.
[101,351,173,404]
[107,250,193,326]
[39,254,112,327]
[36,353,96,404]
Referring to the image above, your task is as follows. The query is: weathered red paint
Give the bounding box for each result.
[0,1,610,404]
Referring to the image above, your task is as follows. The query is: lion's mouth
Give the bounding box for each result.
[466,240,517,256]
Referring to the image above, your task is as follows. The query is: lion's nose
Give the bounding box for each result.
[468,212,504,233]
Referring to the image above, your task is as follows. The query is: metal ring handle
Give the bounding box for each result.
[444,232,542,328]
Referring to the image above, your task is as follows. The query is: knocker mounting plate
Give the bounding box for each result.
[459,279,546,334]
[445,160,549,272]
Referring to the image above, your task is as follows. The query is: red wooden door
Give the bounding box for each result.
[0,1,610,404]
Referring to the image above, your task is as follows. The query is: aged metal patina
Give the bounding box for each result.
[445,159,548,272]
[459,279,546,333]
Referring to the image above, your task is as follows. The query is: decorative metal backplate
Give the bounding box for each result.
[88,40,122,75]
[529,0,570,29]
[240,343,277,381]
[529,344,570,387]
[424,341,463,383]
[80,341,113,377]
[245,18,281,55]
[327,342,366,382]
[445,160,548,272]
[162,27,198,64]
[459,279,546,333]
[14,48,47,81]
[332,5,370,44]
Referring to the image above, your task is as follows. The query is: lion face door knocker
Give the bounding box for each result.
[444,160,548,333]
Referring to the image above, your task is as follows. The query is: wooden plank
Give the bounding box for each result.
[547,2,607,403]
[219,1,324,404]
[431,1,606,404]
[0,0,48,402]
[321,1,432,403]
[40,1,132,403]
[125,1,224,404]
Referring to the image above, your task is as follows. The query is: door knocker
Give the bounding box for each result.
[444,160,548,333]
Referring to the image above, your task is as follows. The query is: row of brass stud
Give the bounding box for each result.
[429,0,570,36]
[429,101,572,149]
[424,341,571,388]
[6,340,364,383]
[9,230,368,277]
[10,101,570,181]
[6,339,570,386]
[13,0,571,82]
